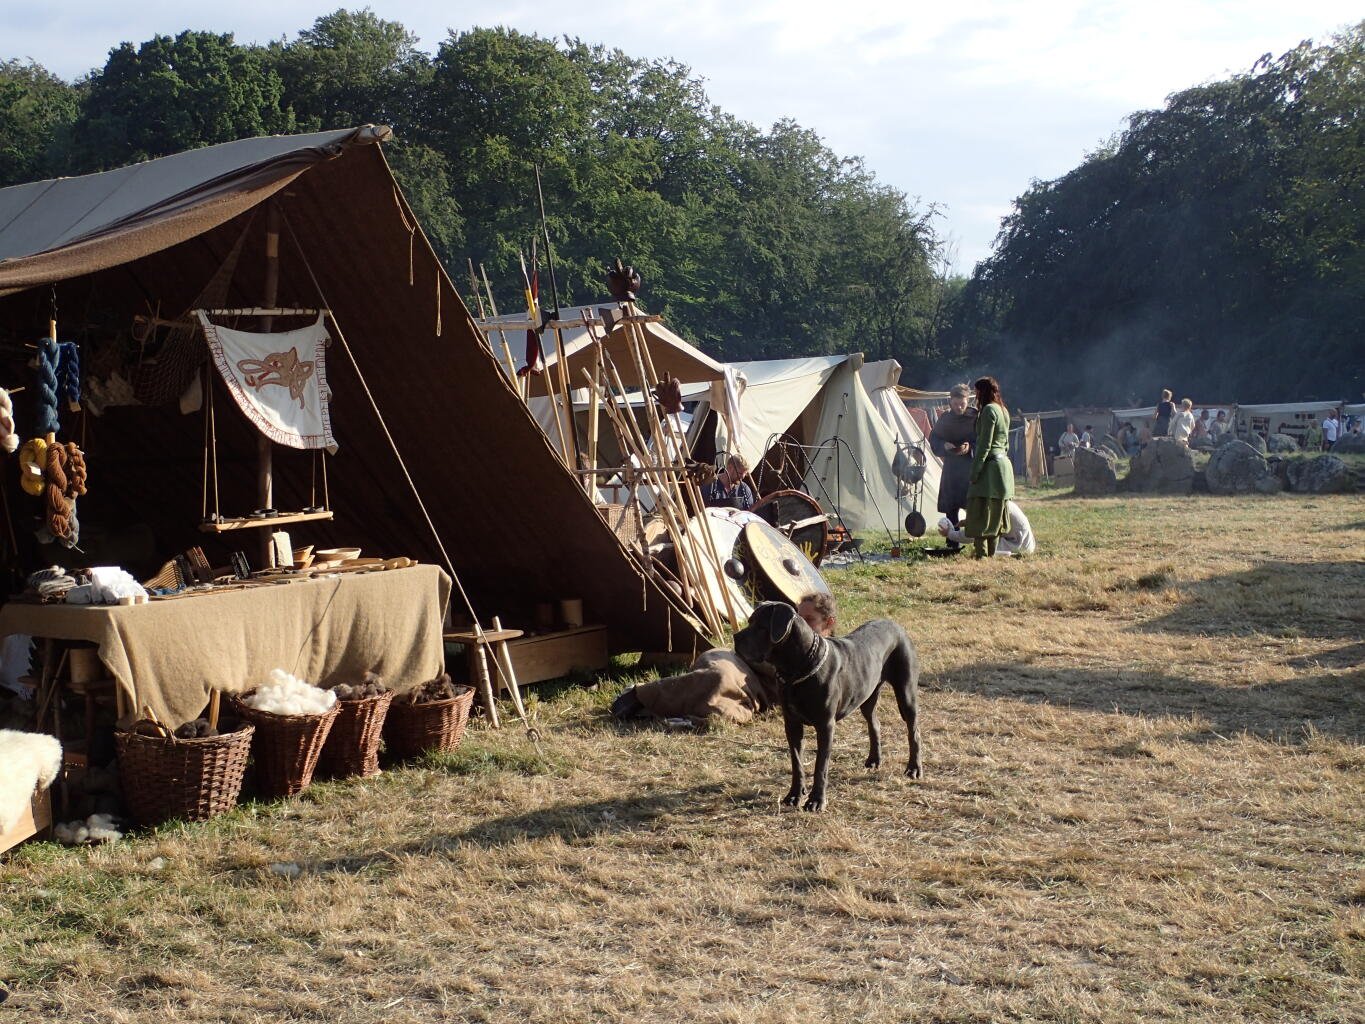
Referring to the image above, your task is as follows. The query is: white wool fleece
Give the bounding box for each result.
[0,730,62,833]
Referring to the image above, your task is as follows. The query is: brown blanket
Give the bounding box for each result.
[634,649,780,725]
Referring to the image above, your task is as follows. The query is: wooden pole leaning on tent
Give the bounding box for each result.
[548,320,580,468]
[624,309,741,630]
[618,318,739,631]
[589,363,715,633]
[478,263,522,397]
[600,351,725,637]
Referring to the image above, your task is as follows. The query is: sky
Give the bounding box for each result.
[3,1,1361,272]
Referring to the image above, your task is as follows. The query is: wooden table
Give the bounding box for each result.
[0,565,451,727]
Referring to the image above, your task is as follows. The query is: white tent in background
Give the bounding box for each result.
[1235,400,1344,443]
[693,354,939,533]
[859,359,943,506]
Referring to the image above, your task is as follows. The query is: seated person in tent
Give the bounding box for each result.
[704,454,755,511]
[938,501,1035,557]
[611,593,836,726]
[928,384,977,552]
[1079,425,1094,449]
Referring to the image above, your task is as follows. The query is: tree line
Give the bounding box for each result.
[945,21,1365,407]
[3,14,1361,405]
[0,10,948,370]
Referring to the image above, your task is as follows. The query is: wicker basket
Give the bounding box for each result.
[115,724,254,827]
[383,686,475,758]
[316,691,394,779]
[598,501,642,546]
[229,694,339,798]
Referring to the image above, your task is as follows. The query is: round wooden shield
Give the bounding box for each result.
[684,508,759,622]
[751,489,831,567]
[741,520,831,607]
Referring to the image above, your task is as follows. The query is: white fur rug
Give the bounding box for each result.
[0,729,62,833]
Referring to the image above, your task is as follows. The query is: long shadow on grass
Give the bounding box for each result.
[934,661,1364,743]
[1136,560,1365,642]
[314,784,744,873]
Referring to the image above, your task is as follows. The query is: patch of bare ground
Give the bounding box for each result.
[2,493,1361,1022]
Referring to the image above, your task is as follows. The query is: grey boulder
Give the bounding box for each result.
[1286,455,1352,494]
[1124,438,1195,494]
[1074,445,1118,496]
[1206,440,1281,495]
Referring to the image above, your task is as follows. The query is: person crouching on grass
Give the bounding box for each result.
[965,376,1015,559]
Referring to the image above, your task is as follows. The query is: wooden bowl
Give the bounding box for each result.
[293,546,314,570]
[315,547,361,564]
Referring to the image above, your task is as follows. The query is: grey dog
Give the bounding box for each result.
[734,602,922,812]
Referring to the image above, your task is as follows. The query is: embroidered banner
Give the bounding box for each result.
[196,311,337,452]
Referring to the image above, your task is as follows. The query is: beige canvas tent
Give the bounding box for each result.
[691,354,940,533]
[0,126,705,654]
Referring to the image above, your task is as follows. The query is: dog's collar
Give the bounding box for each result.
[783,633,829,687]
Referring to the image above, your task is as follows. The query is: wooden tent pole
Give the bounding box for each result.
[258,202,280,568]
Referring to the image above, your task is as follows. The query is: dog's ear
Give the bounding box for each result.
[767,602,797,645]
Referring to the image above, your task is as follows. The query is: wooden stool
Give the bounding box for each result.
[443,620,527,729]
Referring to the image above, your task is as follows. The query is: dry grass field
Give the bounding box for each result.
[2,492,1362,1023]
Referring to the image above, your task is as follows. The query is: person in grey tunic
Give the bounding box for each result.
[928,383,977,552]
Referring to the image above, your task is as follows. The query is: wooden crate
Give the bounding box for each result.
[466,625,609,688]
[1,785,52,855]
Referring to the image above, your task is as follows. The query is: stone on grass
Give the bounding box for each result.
[1206,440,1279,495]
[1267,433,1300,453]
[1332,432,1365,454]
[1124,438,1195,494]
[1285,455,1352,494]
[1074,445,1118,496]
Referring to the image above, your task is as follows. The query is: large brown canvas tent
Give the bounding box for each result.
[0,126,704,654]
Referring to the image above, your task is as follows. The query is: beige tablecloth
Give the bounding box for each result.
[0,565,451,727]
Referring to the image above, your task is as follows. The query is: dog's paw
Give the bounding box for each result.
[802,791,826,812]
[781,787,805,807]
[905,761,923,779]
[865,753,881,770]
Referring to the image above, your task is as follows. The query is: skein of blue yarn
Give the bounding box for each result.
[56,342,81,409]
[33,336,60,435]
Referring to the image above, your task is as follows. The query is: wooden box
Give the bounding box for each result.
[1,785,52,855]
[469,625,610,688]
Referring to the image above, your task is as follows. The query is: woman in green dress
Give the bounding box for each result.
[965,376,1015,558]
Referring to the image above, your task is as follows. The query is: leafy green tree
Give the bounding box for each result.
[70,31,294,172]
[955,21,1365,406]
[275,8,431,135]
[0,60,80,186]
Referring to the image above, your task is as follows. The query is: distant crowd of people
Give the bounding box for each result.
[1057,388,1361,459]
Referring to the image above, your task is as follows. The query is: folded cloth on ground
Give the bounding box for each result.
[0,729,62,833]
[620,650,780,726]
